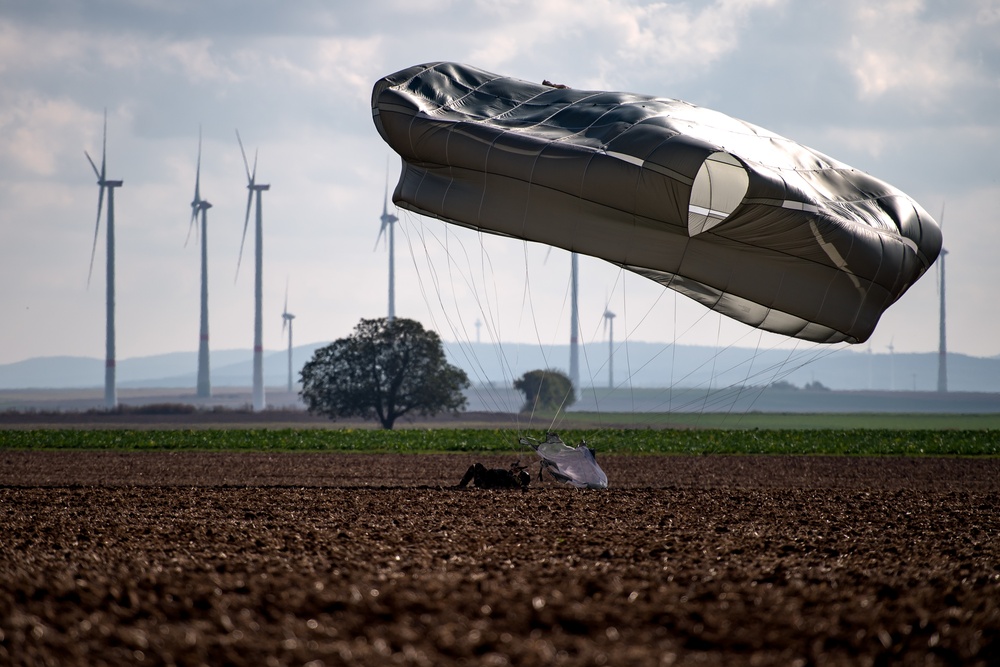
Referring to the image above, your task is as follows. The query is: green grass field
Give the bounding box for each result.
[550,411,1000,430]
[2,427,998,456]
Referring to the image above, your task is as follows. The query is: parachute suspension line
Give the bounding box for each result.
[644,332,836,418]
[674,338,848,422]
[698,312,726,421]
[574,265,627,429]
[399,216,506,415]
[570,289,845,432]
[403,209,849,442]
[397,212,522,447]
[541,248,582,435]
[586,285,715,423]
[724,329,766,425]
[514,238,581,437]
[510,135,578,441]
[472,226,525,416]
[512,239,541,434]
[670,288,678,414]
[472,229,551,458]
[620,271,638,427]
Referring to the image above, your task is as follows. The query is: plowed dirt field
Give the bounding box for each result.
[2,452,998,666]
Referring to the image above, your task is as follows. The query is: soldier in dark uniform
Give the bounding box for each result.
[457,462,530,489]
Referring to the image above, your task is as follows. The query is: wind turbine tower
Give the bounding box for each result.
[937,206,948,393]
[85,111,123,409]
[376,168,399,321]
[603,308,616,389]
[236,130,270,412]
[282,285,296,393]
[569,253,580,395]
[188,128,212,398]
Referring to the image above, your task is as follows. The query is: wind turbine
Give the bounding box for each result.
[187,127,212,398]
[85,110,123,409]
[282,283,296,393]
[543,245,581,396]
[236,130,270,412]
[937,204,948,393]
[569,252,580,396]
[603,307,616,389]
[375,164,399,321]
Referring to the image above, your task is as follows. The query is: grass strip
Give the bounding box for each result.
[1,428,998,456]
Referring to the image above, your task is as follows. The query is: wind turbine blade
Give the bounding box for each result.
[87,185,106,286]
[84,151,101,179]
[235,189,252,281]
[100,109,107,180]
[282,277,290,333]
[185,208,197,247]
[187,128,203,248]
[235,129,252,184]
[251,149,258,183]
[194,126,202,204]
[383,163,391,217]
[374,219,387,251]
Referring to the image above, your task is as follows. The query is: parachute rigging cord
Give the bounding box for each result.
[396,205,848,452]
[398,210,535,464]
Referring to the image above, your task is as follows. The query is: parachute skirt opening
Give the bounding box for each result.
[687,152,748,237]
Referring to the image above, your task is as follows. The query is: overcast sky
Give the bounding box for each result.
[2,0,998,373]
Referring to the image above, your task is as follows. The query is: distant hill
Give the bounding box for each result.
[0,347,324,390]
[2,341,999,394]
[441,341,1000,394]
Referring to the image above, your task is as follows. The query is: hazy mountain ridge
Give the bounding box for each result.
[2,342,999,394]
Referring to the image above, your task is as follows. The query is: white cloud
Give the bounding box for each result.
[461,0,784,88]
[841,0,980,103]
[0,20,89,74]
[161,38,242,85]
[0,95,96,177]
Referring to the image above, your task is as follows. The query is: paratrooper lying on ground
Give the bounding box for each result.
[456,462,530,490]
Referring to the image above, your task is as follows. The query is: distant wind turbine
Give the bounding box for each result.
[603,307,616,389]
[937,204,948,393]
[236,130,270,412]
[282,282,296,393]
[187,127,212,398]
[84,110,122,409]
[375,163,399,321]
[543,246,581,396]
[569,252,580,395]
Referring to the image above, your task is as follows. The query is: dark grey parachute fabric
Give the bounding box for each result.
[372,62,941,344]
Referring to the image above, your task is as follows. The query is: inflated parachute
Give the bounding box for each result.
[520,433,609,489]
[372,62,942,344]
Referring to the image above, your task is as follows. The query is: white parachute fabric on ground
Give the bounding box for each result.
[371,62,943,345]
[524,433,609,489]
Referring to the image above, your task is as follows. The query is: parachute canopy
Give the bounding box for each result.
[372,62,942,344]
[522,433,609,489]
